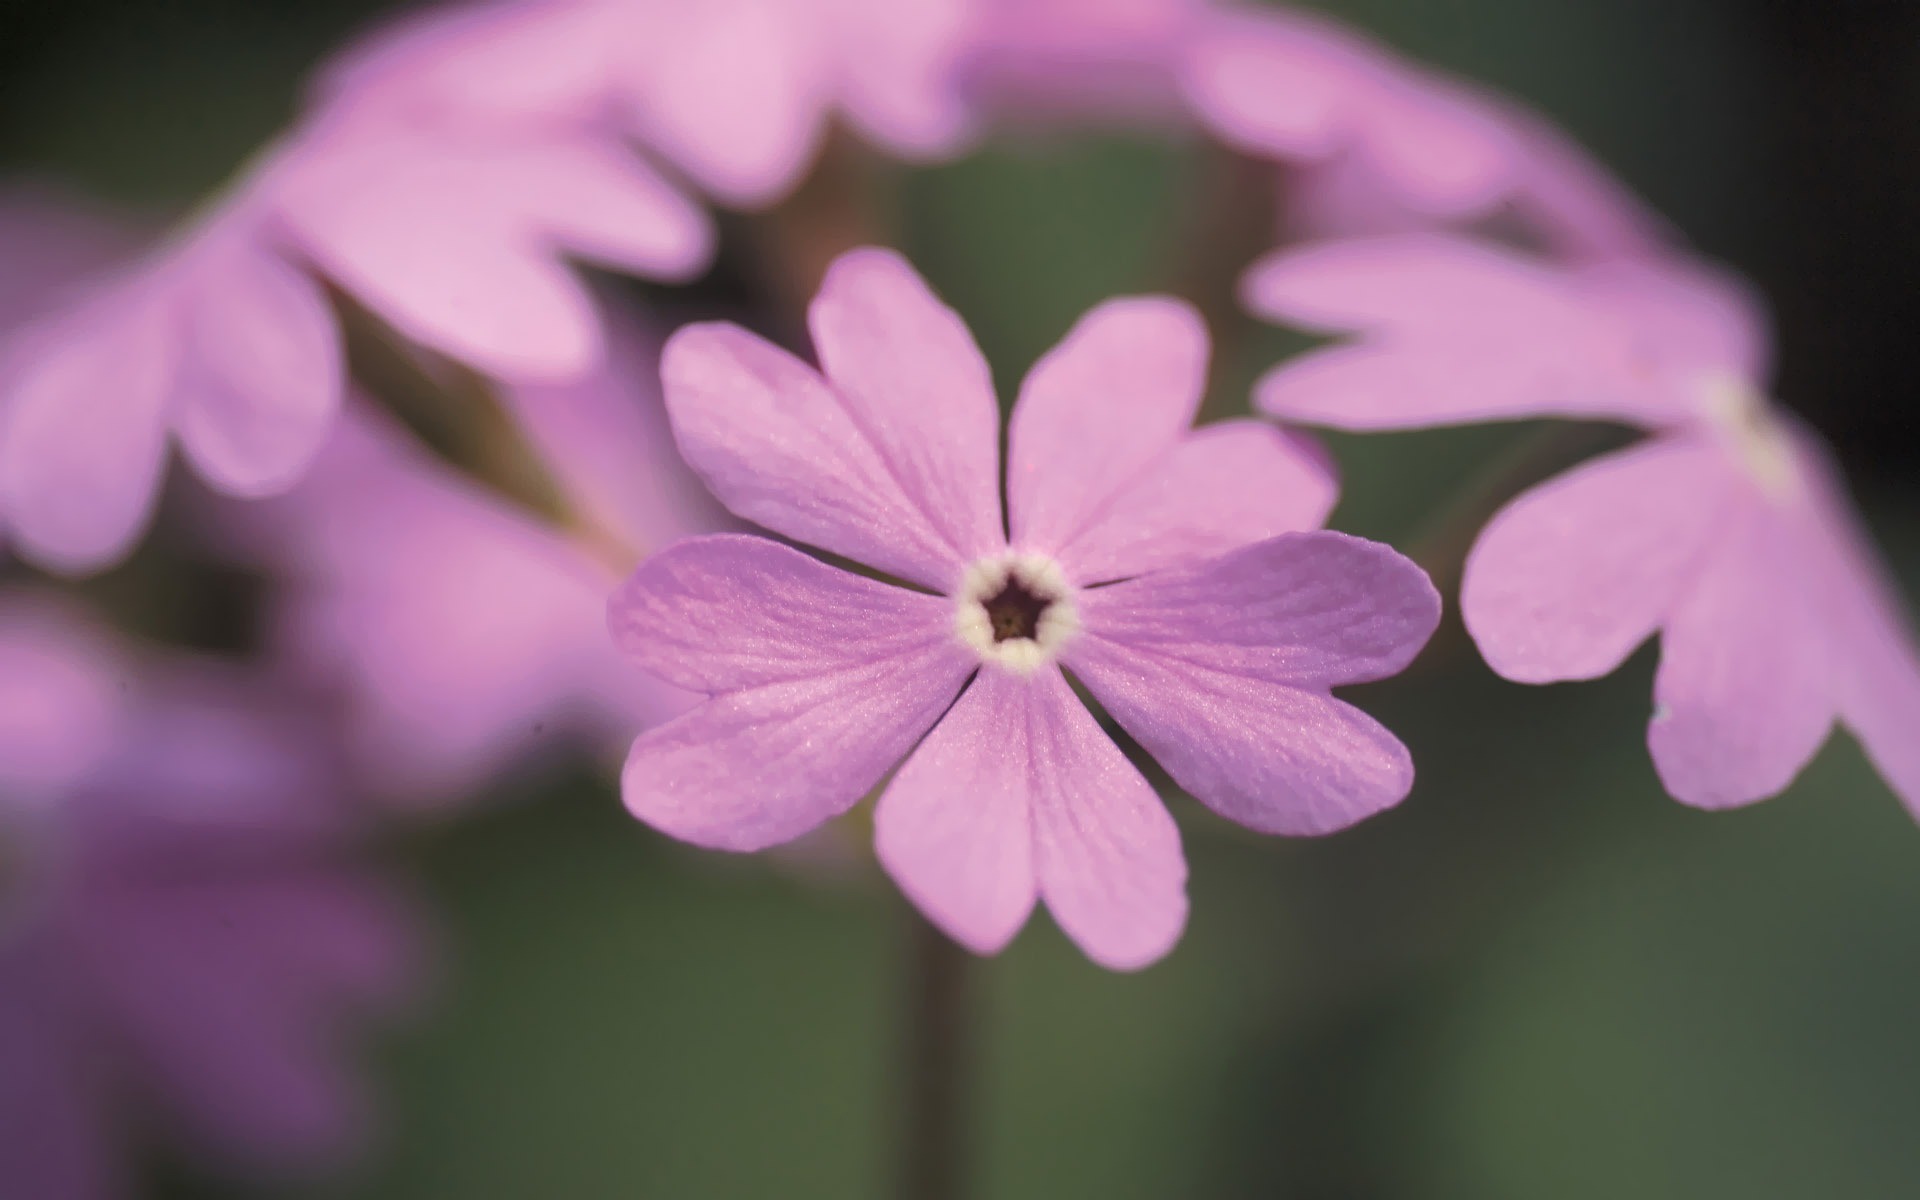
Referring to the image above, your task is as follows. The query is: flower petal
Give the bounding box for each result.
[1070,534,1430,837]
[1072,641,1415,836]
[174,243,342,495]
[806,248,1004,567]
[0,297,174,573]
[276,128,711,382]
[1648,500,1834,808]
[1006,296,1208,559]
[621,646,971,853]
[1075,531,1440,687]
[1463,437,1739,684]
[662,321,972,588]
[1055,422,1338,583]
[878,667,1186,969]
[1244,234,1688,430]
[624,0,829,207]
[609,534,957,694]
[1771,428,1920,814]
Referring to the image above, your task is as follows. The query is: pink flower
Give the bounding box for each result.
[315,0,977,208]
[236,314,727,806]
[0,184,342,573]
[0,100,709,573]
[610,248,1435,969]
[0,598,420,1197]
[1245,233,1920,813]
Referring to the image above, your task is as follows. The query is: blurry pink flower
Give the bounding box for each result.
[238,313,726,805]
[0,185,140,334]
[0,185,341,574]
[958,0,1200,124]
[612,248,1433,969]
[0,599,419,1198]
[1246,233,1920,812]
[0,101,708,574]
[316,0,977,208]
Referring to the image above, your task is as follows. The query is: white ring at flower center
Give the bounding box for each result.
[953,552,1080,676]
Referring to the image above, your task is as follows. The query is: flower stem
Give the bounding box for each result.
[895,907,974,1200]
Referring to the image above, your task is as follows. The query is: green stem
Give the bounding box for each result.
[895,907,973,1200]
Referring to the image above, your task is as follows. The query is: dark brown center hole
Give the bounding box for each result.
[984,577,1050,643]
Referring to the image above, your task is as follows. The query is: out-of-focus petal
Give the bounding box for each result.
[879,667,1186,968]
[498,308,731,555]
[1054,422,1338,582]
[0,596,126,798]
[1648,501,1834,809]
[1786,429,1920,816]
[274,125,712,381]
[1245,234,1691,431]
[621,644,971,852]
[830,0,977,153]
[624,0,829,207]
[0,184,139,331]
[609,535,956,694]
[1075,531,1439,688]
[0,298,175,573]
[662,321,977,589]
[1576,256,1773,390]
[174,242,342,495]
[1006,296,1208,562]
[806,248,1005,567]
[1463,437,1740,684]
[1180,10,1514,214]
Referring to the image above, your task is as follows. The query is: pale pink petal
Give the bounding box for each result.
[662,321,975,588]
[1006,296,1208,559]
[621,647,972,853]
[1788,430,1920,815]
[610,535,955,694]
[1076,531,1439,688]
[174,244,341,495]
[1576,256,1772,388]
[275,127,711,381]
[498,309,731,555]
[1463,437,1742,684]
[1069,533,1431,835]
[878,667,1187,968]
[623,0,829,207]
[0,184,139,331]
[806,248,1005,566]
[0,299,175,573]
[1056,422,1338,582]
[1648,500,1834,809]
[1072,638,1415,836]
[831,0,977,153]
[1181,11,1513,213]
[1244,234,1688,430]
[875,673,1037,959]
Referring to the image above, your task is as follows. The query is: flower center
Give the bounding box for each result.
[1698,373,1797,499]
[954,553,1080,675]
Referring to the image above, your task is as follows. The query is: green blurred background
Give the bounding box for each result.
[5,1,1919,1196]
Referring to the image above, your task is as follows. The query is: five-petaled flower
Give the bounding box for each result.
[1246,232,1920,815]
[609,248,1439,969]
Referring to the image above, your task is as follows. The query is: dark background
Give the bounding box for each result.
[4,1,1918,1196]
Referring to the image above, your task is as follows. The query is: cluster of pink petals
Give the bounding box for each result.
[316,0,979,207]
[234,314,727,806]
[1245,233,1920,814]
[611,249,1437,968]
[0,598,419,1198]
